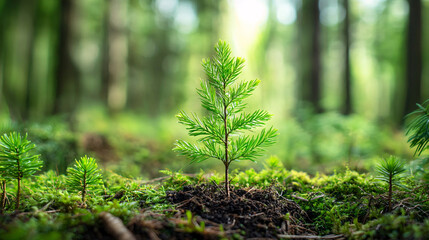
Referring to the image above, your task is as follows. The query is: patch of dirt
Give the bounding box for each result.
[165,184,316,238]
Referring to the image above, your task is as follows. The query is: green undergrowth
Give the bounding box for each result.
[0,157,428,239]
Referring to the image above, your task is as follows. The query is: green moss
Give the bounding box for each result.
[342,213,429,240]
[1,157,428,239]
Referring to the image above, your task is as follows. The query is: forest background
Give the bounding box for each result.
[0,0,428,178]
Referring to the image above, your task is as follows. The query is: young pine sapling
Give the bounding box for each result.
[67,156,103,203]
[174,41,278,197]
[0,132,42,210]
[375,156,406,212]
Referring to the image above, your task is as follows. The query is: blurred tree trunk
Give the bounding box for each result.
[404,0,422,116]
[102,0,128,115]
[0,1,12,118]
[54,0,79,119]
[343,0,352,115]
[1,0,37,121]
[24,0,39,120]
[254,0,276,75]
[298,0,322,113]
[193,0,220,52]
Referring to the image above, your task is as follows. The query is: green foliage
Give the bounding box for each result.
[1,120,77,174]
[0,132,42,209]
[342,213,429,240]
[295,112,386,170]
[66,156,103,203]
[174,40,277,196]
[0,159,428,239]
[406,99,429,156]
[0,132,42,180]
[0,217,73,240]
[375,156,406,186]
[409,157,429,185]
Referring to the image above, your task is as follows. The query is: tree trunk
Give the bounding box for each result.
[298,0,322,113]
[310,0,322,113]
[404,0,422,117]
[1,0,36,121]
[343,0,352,115]
[54,0,79,118]
[24,0,38,120]
[102,0,128,115]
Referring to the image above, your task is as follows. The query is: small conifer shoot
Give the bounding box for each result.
[67,156,103,203]
[174,41,278,197]
[375,156,406,212]
[0,132,42,210]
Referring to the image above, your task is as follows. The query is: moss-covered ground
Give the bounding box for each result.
[1,157,428,240]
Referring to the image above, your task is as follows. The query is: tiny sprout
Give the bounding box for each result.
[375,156,406,212]
[66,156,103,203]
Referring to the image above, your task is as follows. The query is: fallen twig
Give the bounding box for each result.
[277,234,344,239]
[99,212,136,240]
[291,194,308,202]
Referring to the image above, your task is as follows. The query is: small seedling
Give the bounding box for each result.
[375,156,406,212]
[67,156,103,203]
[406,99,429,156]
[0,132,42,210]
[174,41,277,197]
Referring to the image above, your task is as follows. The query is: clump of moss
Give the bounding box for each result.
[342,212,429,240]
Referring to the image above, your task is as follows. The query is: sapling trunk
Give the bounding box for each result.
[82,173,87,203]
[224,162,230,198]
[388,175,393,212]
[223,93,230,198]
[16,178,21,210]
[16,158,21,210]
[1,180,6,213]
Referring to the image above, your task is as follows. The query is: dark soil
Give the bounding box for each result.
[165,184,315,239]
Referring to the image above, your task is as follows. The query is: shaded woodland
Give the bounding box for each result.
[0,0,428,174]
[1,2,429,239]
[1,0,427,121]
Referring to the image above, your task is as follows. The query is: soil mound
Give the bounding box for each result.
[167,184,315,238]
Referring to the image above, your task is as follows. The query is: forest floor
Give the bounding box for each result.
[1,159,429,240]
